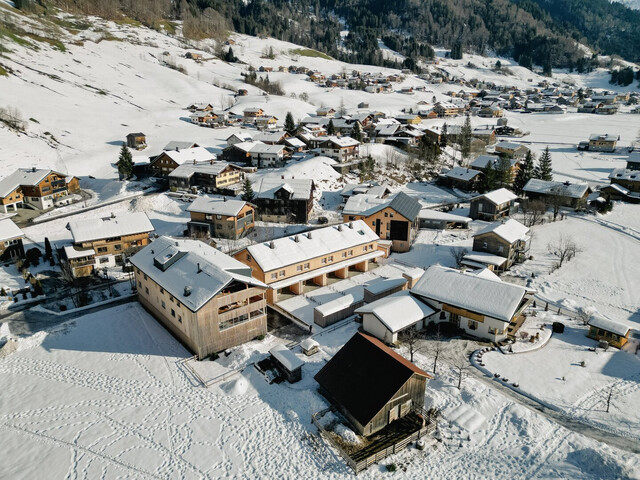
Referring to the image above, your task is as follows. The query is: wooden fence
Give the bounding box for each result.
[312,406,437,475]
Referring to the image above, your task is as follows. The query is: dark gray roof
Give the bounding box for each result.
[388,191,422,221]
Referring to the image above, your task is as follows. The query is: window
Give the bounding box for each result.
[384,212,388,217]
[145,287,149,294]
[137,281,141,288]
[99,257,109,264]
[386,232,390,240]
[439,311,446,320]
[160,288,164,294]
[349,215,356,221]
[136,268,140,274]
[246,254,251,261]
[219,313,250,331]
[342,251,347,258]
[321,258,327,264]
[482,242,488,250]
[271,273,277,280]
[97,247,108,253]
[390,213,394,218]
[498,245,504,253]
[144,274,148,280]
[171,309,175,317]
[328,256,333,262]
[178,315,182,323]
[296,265,303,272]
[279,270,285,277]
[349,250,353,256]
[216,215,222,220]
[304,263,310,270]
[468,320,478,330]
[372,221,375,226]
[114,244,122,251]
[161,301,166,309]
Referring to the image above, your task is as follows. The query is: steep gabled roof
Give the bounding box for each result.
[475,218,529,244]
[314,332,431,427]
[473,188,517,206]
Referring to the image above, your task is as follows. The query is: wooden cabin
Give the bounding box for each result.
[588,317,631,349]
[314,332,432,437]
[126,132,147,150]
[269,344,303,383]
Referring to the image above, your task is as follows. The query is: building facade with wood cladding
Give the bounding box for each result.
[187,196,255,240]
[0,168,80,212]
[131,236,268,358]
[315,332,432,437]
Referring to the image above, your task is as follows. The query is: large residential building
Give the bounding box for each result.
[315,136,360,163]
[131,236,268,358]
[0,218,25,263]
[494,141,529,159]
[168,162,245,195]
[233,220,388,304]
[0,168,80,212]
[221,142,285,168]
[342,192,422,252]
[608,169,640,193]
[523,179,592,210]
[65,212,154,274]
[149,147,216,177]
[253,178,315,223]
[187,196,255,240]
[588,133,619,153]
[411,265,530,342]
[469,188,518,221]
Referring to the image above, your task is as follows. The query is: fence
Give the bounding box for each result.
[312,406,437,475]
[179,355,255,388]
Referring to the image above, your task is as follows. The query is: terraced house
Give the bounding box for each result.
[131,236,268,357]
[0,168,80,212]
[234,220,389,304]
[65,212,154,273]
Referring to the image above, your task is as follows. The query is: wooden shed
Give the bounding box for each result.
[314,332,432,437]
[588,316,631,349]
[363,277,407,304]
[126,132,147,150]
[313,294,363,328]
[269,344,304,383]
[300,337,320,356]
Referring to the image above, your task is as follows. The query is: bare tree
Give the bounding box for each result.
[449,351,471,390]
[399,326,424,362]
[547,234,581,269]
[450,247,469,267]
[522,200,547,227]
[546,193,565,221]
[424,328,445,375]
[60,262,90,308]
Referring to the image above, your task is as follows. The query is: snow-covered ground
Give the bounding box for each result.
[1,304,639,479]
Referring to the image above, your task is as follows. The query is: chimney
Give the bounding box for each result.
[338,225,343,232]
[184,286,191,297]
[294,235,300,242]
[281,175,285,179]
[175,241,179,246]
[197,263,202,273]
[269,241,275,249]
[348,222,354,229]
[223,196,227,202]
[110,212,115,219]
[307,231,312,239]
[193,159,196,165]
[176,147,179,151]
[32,166,36,172]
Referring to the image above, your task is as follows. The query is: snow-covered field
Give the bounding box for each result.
[1,304,639,479]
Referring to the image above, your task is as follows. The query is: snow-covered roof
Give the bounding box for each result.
[443,167,482,181]
[320,136,360,148]
[418,209,471,223]
[363,277,407,296]
[249,143,284,155]
[462,252,508,267]
[474,188,517,206]
[470,155,517,171]
[589,133,619,142]
[300,337,319,351]
[63,245,95,259]
[588,316,630,337]
[156,147,215,165]
[523,179,591,198]
[187,196,249,217]
[68,212,154,243]
[168,161,236,179]
[0,168,62,198]
[284,137,306,148]
[252,131,287,143]
[242,220,379,272]
[269,344,304,371]
[475,219,529,244]
[0,218,24,242]
[495,141,525,151]
[130,236,264,312]
[255,178,314,200]
[226,132,254,144]
[163,141,199,151]
[342,192,421,220]
[314,293,362,316]
[609,169,640,182]
[411,265,528,322]
[356,291,435,333]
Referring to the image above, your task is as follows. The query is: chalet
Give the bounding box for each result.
[438,167,482,192]
[469,188,518,221]
[472,127,497,144]
[226,132,254,146]
[395,114,421,125]
[595,105,618,115]
[478,105,503,118]
[0,168,79,211]
[316,107,336,117]
[187,196,255,240]
[189,110,226,126]
[233,220,387,304]
[411,265,530,342]
[168,162,244,194]
[252,131,289,145]
[243,107,264,120]
[283,137,307,153]
[253,177,314,223]
[588,134,619,153]
[608,169,640,193]
[357,291,435,344]
[587,316,631,349]
[269,344,304,383]
[470,155,519,183]
[433,102,461,117]
[126,132,147,150]
[187,102,213,112]
[254,116,278,130]
[342,192,422,253]
[67,212,154,271]
[316,136,360,163]
[494,141,529,159]
[472,219,530,270]
[221,142,284,167]
[149,147,216,177]
[339,182,391,201]
[0,218,24,263]
[61,244,97,278]
[523,179,592,210]
[131,236,267,358]
[314,332,432,437]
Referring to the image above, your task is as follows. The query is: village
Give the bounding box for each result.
[1,6,640,479]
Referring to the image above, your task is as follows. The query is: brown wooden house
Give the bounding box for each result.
[472,219,530,270]
[126,132,147,150]
[0,168,78,211]
[187,196,255,240]
[314,332,432,437]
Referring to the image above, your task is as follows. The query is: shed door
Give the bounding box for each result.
[388,404,400,423]
[400,400,412,417]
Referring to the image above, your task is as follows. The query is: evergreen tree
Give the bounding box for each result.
[513,151,535,195]
[440,123,448,148]
[117,144,134,180]
[284,111,296,134]
[352,121,363,142]
[535,146,553,181]
[460,115,472,161]
[327,119,336,135]
[481,162,497,193]
[241,178,254,202]
[44,237,52,261]
[496,154,513,187]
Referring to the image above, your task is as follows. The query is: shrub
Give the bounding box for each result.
[386,463,397,472]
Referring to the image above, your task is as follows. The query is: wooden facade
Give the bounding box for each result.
[472,231,529,270]
[587,325,630,349]
[136,270,267,357]
[188,203,255,240]
[77,231,150,267]
[344,207,416,253]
